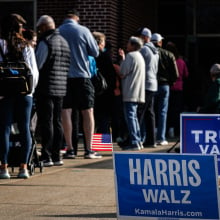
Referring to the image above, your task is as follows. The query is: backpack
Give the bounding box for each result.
[0,45,33,96]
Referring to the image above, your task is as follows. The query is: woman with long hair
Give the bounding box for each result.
[0,14,39,179]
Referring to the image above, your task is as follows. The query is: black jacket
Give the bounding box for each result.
[94,50,116,112]
[36,29,70,97]
[156,46,179,86]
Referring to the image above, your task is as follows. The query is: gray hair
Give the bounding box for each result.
[129,36,143,49]
[36,15,55,28]
[210,63,220,74]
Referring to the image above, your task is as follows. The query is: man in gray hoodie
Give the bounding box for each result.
[138,27,159,147]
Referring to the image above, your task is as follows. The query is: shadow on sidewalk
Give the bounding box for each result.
[74,158,113,170]
[37,212,117,218]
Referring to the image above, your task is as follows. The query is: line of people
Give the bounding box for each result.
[0,9,102,178]
[0,9,191,179]
[117,27,188,151]
[58,25,188,153]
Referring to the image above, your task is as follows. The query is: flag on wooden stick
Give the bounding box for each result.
[91,133,113,151]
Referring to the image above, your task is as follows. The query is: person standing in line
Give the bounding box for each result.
[118,36,145,150]
[61,55,93,159]
[59,10,82,159]
[151,33,179,145]
[166,41,189,137]
[92,31,116,134]
[197,63,220,114]
[59,9,102,159]
[105,41,127,143]
[23,29,38,134]
[35,15,70,167]
[112,61,128,143]
[137,27,159,148]
[0,13,39,179]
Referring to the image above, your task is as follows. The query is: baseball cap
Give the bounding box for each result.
[66,8,80,17]
[151,33,164,42]
[141,27,152,38]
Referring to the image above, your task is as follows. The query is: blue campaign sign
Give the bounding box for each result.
[181,114,220,175]
[113,152,220,220]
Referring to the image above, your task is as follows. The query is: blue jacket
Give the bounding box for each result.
[59,19,99,78]
[88,56,97,78]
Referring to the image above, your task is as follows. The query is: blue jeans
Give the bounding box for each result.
[0,95,33,164]
[123,102,141,145]
[155,85,170,141]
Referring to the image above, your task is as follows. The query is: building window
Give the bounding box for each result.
[158,1,186,35]
[197,1,220,34]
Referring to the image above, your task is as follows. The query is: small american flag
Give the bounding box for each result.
[91,133,113,151]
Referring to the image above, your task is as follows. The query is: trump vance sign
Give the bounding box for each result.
[181,114,220,175]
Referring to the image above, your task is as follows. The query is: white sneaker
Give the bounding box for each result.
[139,143,144,149]
[0,169,10,179]
[53,160,64,166]
[43,159,54,167]
[84,151,102,159]
[157,140,168,145]
[17,169,29,179]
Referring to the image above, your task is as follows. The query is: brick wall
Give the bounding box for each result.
[74,0,119,60]
[37,0,76,25]
[37,0,156,60]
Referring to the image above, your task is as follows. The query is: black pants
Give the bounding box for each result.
[71,109,87,155]
[167,90,184,136]
[36,96,63,161]
[138,90,156,145]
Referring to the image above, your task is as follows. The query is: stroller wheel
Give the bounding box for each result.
[39,161,44,173]
[29,163,35,176]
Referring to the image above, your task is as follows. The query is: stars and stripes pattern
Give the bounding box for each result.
[91,133,113,151]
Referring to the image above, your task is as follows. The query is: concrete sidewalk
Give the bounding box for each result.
[0,140,178,220]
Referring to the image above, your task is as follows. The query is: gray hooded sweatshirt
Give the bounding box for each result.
[140,42,159,92]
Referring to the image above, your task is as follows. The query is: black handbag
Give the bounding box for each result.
[91,70,108,96]
[0,46,33,96]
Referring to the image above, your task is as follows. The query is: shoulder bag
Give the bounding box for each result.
[91,69,108,96]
